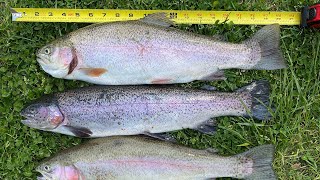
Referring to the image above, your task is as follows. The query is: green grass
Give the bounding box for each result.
[1,0,320,179]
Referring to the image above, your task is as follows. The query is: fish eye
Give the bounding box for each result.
[44,165,51,171]
[44,47,51,55]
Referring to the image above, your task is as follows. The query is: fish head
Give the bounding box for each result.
[21,103,64,130]
[37,38,75,78]
[36,163,58,180]
[36,163,81,180]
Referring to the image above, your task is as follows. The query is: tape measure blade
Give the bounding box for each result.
[11,8,301,25]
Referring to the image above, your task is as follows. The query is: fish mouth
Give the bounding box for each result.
[20,108,32,118]
[37,176,46,180]
[36,57,42,63]
[21,117,53,130]
[36,52,51,65]
[36,170,53,180]
[21,119,41,129]
[37,56,50,65]
[20,109,37,128]
[20,110,42,129]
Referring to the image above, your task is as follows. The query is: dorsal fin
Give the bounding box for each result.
[211,34,227,41]
[140,13,175,27]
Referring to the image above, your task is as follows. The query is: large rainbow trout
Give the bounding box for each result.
[36,136,276,180]
[21,81,271,138]
[36,13,286,85]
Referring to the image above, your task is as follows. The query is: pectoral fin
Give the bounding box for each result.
[140,13,175,27]
[80,68,107,77]
[64,125,93,137]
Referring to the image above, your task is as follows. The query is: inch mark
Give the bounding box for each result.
[236,13,241,19]
[288,13,295,21]
[263,14,269,20]
[250,13,255,20]
[169,12,177,19]
[209,13,215,20]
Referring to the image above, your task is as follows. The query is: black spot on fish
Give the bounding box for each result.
[98,93,105,100]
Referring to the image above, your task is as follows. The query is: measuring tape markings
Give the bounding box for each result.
[11,8,301,25]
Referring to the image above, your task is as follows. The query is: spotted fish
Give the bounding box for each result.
[21,80,272,138]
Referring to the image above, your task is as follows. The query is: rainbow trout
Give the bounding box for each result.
[21,80,271,138]
[36,136,276,180]
[36,13,286,85]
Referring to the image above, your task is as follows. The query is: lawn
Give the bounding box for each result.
[0,0,319,179]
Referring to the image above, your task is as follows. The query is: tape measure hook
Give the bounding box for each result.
[10,8,23,21]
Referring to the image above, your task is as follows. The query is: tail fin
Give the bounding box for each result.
[237,80,272,121]
[236,144,276,180]
[245,24,286,70]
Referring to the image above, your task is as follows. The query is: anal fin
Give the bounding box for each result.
[194,119,217,135]
[201,85,217,91]
[144,132,177,143]
[211,34,227,41]
[206,148,219,154]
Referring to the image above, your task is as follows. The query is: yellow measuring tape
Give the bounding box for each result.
[11,8,301,25]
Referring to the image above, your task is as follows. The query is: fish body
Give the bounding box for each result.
[36,136,276,180]
[21,81,271,138]
[36,14,286,85]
